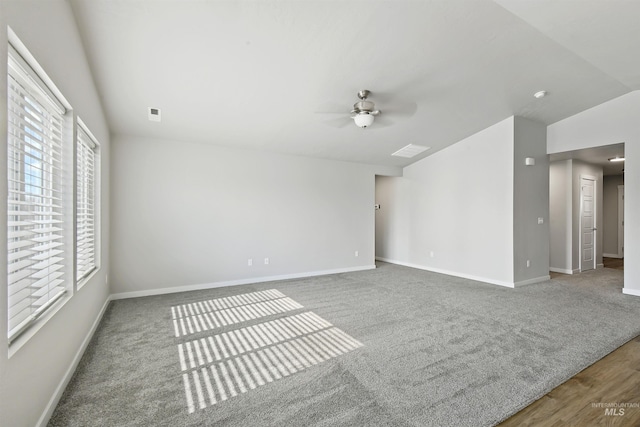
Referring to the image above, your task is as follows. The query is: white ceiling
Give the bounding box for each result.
[69,0,640,168]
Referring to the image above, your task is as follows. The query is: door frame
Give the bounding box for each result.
[618,184,624,258]
[579,174,597,272]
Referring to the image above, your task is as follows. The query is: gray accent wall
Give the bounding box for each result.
[0,1,111,426]
[513,117,550,283]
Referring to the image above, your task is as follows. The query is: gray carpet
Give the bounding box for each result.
[49,263,640,426]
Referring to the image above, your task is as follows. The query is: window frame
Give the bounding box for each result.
[75,118,100,288]
[6,38,73,348]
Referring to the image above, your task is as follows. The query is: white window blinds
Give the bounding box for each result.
[76,124,97,282]
[7,46,68,343]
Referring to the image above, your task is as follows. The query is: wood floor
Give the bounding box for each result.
[499,335,640,426]
[604,257,624,271]
[501,260,639,426]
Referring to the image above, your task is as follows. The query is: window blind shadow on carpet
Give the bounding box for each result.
[171,289,363,413]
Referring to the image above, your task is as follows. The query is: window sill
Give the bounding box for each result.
[77,266,100,291]
[8,292,72,358]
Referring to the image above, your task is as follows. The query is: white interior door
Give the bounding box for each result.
[581,177,596,272]
[618,185,624,258]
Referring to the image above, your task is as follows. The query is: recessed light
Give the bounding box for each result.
[608,157,625,162]
[533,90,548,99]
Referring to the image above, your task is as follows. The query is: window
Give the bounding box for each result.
[6,44,69,343]
[76,122,98,284]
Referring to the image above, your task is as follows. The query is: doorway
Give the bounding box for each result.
[603,184,625,271]
[548,142,624,276]
[618,184,624,258]
[580,175,596,272]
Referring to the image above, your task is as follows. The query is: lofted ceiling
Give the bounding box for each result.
[68,0,640,168]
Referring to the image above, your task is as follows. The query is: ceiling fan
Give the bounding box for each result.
[351,90,380,128]
[319,89,417,129]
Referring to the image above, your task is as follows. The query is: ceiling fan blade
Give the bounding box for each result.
[315,102,349,114]
[323,116,352,128]
[371,115,394,129]
[382,100,418,118]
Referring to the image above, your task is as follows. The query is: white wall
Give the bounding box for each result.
[549,160,573,273]
[548,91,640,295]
[603,175,624,257]
[376,117,516,286]
[0,1,111,426]
[110,135,399,296]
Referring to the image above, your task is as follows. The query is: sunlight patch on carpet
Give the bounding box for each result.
[171,289,304,337]
[172,290,363,413]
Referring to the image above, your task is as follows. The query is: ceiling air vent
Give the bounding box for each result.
[148,107,161,122]
[392,144,430,158]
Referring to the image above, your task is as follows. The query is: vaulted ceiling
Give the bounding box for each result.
[69,0,640,167]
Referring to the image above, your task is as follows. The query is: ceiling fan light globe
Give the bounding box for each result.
[353,113,375,128]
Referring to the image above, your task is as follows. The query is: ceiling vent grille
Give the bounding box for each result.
[148,107,161,122]
[392,144,430,158]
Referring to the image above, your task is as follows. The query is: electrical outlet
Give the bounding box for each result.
[248,259,253,266]
[526,260,531,268]
[264,258,269,265]
[105,274,108,284]
[355,251,359,257]
[430,251,434,258]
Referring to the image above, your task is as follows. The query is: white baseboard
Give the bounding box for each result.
[514,275,551,287]
[623,288,640,297]
[549,267,578,275]
[110,265,377,300]
[603,253,623,259]
[376,257,515,288]
[37,295,112,427]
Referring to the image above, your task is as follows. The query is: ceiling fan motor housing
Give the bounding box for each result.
[353,100,375,112]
